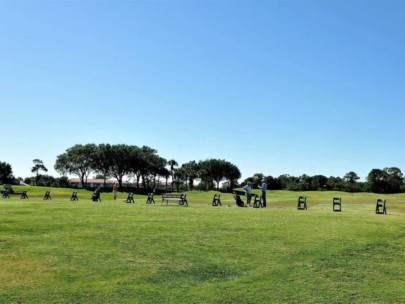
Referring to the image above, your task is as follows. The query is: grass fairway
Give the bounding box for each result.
[1,187,404,303]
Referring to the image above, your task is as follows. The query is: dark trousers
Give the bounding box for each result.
[246,193,252,204]
[261,191,267,207]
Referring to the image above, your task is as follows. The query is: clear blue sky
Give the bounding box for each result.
[1,0,404,182]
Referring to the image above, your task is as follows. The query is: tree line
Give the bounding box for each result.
[242,167,405,194]
[1,144,404,194]
[53,144,241,191]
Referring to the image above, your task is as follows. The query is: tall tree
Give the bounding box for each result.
[366,169,389,193]
[311,175,328,190]
[162,167,170,191]
[326,176,344,191]
[110,144,139,188]
[278,174,294,190]
[343,171,360,184]
[125,145,143,189]
[180,161,200,190]
[167,159,178,191]
[93,144,113,187]
[175,167,187,191]
[151,156,168,190]
[31,159,48,185]
[0,161,15,184]
[223,162,241,190]
[384,167,403,193]
[298,174,312,191]
[266,176,282,190]
[343,171,360,192]
[54,144,97,188]
[138,146,166,190]
[199,159,240,190]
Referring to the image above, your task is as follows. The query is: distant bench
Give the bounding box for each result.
[161,193,188,206]
[2,190,28,199]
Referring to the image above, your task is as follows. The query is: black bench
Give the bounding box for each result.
[43,191,52,200]
[212,194,221,206]
[125,192,135,204]
[297,196,307,210]
[252,194,263,208]
[70,191,79,201]
[146,193,155,204]
[375,199,387,214]
[333,197,341,212]
[161,193,188,206]
[2,190,28,199]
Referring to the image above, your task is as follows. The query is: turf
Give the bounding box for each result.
[0,187,404,303]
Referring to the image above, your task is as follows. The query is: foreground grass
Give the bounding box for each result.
[0,188,404,303]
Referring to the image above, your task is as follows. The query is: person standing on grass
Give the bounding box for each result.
[258,179,267,207]
[113,183,119,200]
[243,181,252,207]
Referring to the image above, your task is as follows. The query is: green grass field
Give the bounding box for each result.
[1,186,404,303]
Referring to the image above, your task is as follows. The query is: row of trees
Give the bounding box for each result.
[54,144,241,191]
[0,160,69,187]
[1,146,404,194]
[242,167,405,194]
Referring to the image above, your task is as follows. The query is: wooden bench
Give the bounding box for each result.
[70,191,79,201]
[146,193,155,204]
[43,191,52,200]
[375,199,387,214]
[333,197,341,212]
[212,194,221,206]
[297,196,307,210]
[161,193,188,206]
[2,190,28,199]
[125,192,135,203]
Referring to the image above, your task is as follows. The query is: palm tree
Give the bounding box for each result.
[31,159,48,186]
[167,159,178,191]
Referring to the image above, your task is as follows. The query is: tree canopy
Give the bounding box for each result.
[4,142,405,194]
[52,144,242,192]
[31,159,48,185]
[0,161,15,184]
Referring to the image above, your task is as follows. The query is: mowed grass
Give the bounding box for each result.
[0,187,404,303]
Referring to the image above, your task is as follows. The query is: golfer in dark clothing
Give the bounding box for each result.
[259,179,267,207]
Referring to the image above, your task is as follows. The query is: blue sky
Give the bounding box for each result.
[1,0,404,182]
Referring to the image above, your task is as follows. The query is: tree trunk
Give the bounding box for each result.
[79,173,86,188]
